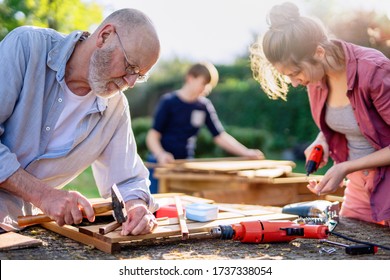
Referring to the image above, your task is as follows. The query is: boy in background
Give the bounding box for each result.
[146,62,264,192]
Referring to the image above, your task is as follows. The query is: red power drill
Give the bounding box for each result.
[210,220,329,243]
[305,145,324,176]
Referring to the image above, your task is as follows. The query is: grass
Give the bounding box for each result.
[63,167,99,198]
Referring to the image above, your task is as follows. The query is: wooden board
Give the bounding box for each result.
[0,232,42,251]
[174,159,296,173]
[237,165,293,178]
[40,194,298,254]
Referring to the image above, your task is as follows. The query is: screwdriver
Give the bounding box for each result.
[319,239,378,255]
[305,145,324,176]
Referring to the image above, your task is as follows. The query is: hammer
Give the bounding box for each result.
[98,184,128,234]
[17,184,127,228]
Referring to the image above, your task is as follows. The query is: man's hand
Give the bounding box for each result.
[121,199,157,235]
[36,188,95,226]
[0,168,95,227]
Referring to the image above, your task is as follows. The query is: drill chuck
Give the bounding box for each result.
[305,161,318,176]
[210,225,235,239]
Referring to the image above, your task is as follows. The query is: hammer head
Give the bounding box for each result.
[111,184,127,224]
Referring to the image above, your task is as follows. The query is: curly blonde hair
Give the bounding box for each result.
[250,39,290,101]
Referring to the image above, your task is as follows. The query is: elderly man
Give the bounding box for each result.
[0,8,160,235]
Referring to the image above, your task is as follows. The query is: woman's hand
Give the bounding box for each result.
[307,162,348,195]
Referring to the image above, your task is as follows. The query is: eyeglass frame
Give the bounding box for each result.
[114,31,149,83]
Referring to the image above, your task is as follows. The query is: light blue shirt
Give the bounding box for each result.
[0,26,157,230]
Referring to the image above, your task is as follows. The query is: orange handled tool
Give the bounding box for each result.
[210,220,329,243]
[17,202,113,227]
[305,145,324,176]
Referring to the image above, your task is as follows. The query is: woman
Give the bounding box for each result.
[250,2,390,225]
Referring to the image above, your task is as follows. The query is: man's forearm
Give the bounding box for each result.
[0,168,52,209]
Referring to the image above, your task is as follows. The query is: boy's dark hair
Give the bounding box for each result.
[187,62,219,88]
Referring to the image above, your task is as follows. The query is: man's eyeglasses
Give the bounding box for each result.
[115,31,149,83]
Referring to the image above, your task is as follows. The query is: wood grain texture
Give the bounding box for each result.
[174,196,189,240]
[176,159,296,172]
[0,232,42,251]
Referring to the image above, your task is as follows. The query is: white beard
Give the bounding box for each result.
[88,47,129,98]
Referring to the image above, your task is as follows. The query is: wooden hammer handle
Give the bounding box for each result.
[17,202,113,227]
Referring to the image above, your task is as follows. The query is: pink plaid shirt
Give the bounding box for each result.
[307,40,390,222]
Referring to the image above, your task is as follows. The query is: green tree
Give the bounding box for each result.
[0,0,103,40]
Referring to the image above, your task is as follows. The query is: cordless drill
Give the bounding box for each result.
[305,145,324,176]
[210,220,329,243]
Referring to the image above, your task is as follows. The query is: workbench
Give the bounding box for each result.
[153,158,345,206]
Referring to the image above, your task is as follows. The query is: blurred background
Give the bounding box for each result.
[1,0,389,197]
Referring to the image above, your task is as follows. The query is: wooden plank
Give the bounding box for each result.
[174,196,189,240]
[155,171,238,181]
[195,184,298,206]
[99,221,121,235]
[146,157,249,167]
[41,222,120,254]
[0,232,42,251]
[270,174,322,184]
[325,195,344,203]
[175,159,296,173]
[154,170,321,185]
[237,166,292,178]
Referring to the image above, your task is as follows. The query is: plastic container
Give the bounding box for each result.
[185,203,218,222]
[155,204,179,218]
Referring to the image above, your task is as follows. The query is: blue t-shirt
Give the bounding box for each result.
[152,92,224,159]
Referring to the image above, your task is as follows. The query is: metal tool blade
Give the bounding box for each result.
[111,184,127,224]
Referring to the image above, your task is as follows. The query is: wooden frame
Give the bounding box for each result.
[41,194,297,254]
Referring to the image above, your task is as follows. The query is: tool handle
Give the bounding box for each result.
[17,202,112,227]
[17,214,53,227]
[305,145,324,175]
